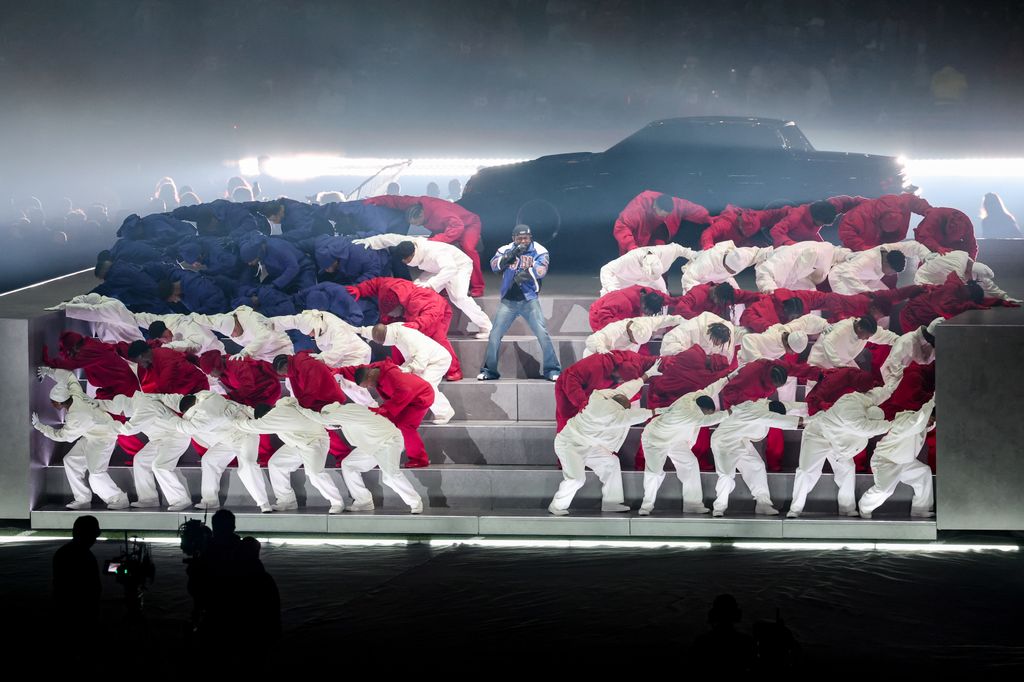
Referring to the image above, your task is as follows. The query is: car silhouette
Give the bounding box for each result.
[459,116,907,263]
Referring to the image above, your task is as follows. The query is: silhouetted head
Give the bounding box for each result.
[853,316,878,339]
[71,515,101,547]
[272,354,290,376]
[640,290,664,315]
[147,321,171,342]
[406,203,426,226]
[239,536,262,563]
[178,394,198,415]
[767,400,787,415]
[231,185,254,203]
[425,182,441,198]
[393,241,417,264]
[448,179,462,198]
[653,193,674,218]
[695,395,716,415]
[386,182,401,195]
[211,509,236,539]
[126,340,153,367]
[809,200,838,226]
[769,365,789,387]
[708,593,741,628]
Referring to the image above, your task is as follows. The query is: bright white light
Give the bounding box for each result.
[0,267,94,297]
[734,542,1018,553]
[430,538,713,550]
[735,542,876,551]
[237,155,527,181]
[901,158,1024,178]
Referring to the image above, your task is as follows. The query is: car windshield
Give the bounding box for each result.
[608,120,814,154]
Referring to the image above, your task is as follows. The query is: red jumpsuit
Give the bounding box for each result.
[817,285,925,323]
[838,193,932,251]
[898,272,1008,331]
[768,195,867,246]
[640,347,732,471]
[589,286,671,331]
[364,360,434,467]
[555,351,654,432]
[880,363,937,470]
[137,347,209,395]
[199,351,283,464]
[719,360,790,472]
[350,277,460,380]
[613,191,711,255]
[285,351,351,458]
[914,207,978,258]
[366,195,485,295]
[669,282,762,320]
[699,205,791,249]
[738,289,831,332]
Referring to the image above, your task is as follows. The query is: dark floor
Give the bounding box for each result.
[6,537,1023,673]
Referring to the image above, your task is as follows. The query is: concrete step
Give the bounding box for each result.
[449,294,596,336]
[38,465,926,519]
[438,379,555,421]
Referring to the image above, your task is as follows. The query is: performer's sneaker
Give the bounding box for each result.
[601,503,631,513]
[403,461,429,469]
[106,495,130,510]
[712,509,725,517]
[786,510,801,518]
[638,508,653,516]
[272,501,298,512]
[194,501,220,511]
[131,499,160,509]
[546,373,560,382]
[474,330,491,339]
[66,500,92,511]
[167,500,193,512]
[683,504,712,514]
[754,501,779,516]
[910,510,935,518]
[859,511,872,519]
[842,509,860,517]
[432,415,454,425]
[476,372,498,381]
[346,501,375,512]
[259,504,274,513]
[410,502,424,515]
[328,504,345,514]
[547,505,569,516]
[445,371,464,382]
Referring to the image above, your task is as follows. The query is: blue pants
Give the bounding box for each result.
[481,298,561,379]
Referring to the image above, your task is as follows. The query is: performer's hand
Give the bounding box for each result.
[44,302,66,311]
[352,239,369,248]
[644,358,663,379]
[36,366,52,381]
[229,352,247,361]
[345,286,360,300]
[30,412,41,429]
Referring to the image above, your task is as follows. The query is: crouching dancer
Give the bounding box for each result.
[858,398,935,519]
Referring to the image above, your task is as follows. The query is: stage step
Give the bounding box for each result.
[29,505,936,540]
[437,379,555,421]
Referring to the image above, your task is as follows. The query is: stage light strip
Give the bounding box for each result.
[428,538,714,550]
[0,267,94,297]
[899,157,1024,178]
[733,542,1018,553]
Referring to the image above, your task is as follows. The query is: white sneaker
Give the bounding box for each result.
[910,510,935,518]
[476,372,497,381]
[346,501,375,512]
[638,508,652,516]
[547,505,569,516]
[842,509,860,517]
[712,509,725,517]
[683,504,711,515]
[601,503,631,513]
[259,503,274,513]
[474,331,491,339]
[106,495,130,510]
[131,499,160,509]
[546,373,560,382]
[329,504,345,514]
[66,500,92,511]
[194,501,220,511]
[167,501,193,512]
[272,501,298,512]
[859,510,872,519]
[410,502,424,515]
[755,501,779,516]
[432,415,454,425]
[786,510,801,518]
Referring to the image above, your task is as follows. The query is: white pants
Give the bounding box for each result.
[418,361,455,422]
[712,439,772,512]
[549,442,624,512]
[582,341,640,359]
[599,267,667,297]
[439,268,492,333]
[132,433,193,506]
[858,456,933,515]
[199,435,269,507]
[640,436,704,513]
[267,442,344,506]
[63,435,127,505]
[340,438,422,509]
[789,430,857,515]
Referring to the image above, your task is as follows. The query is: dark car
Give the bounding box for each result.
[459,116,907,263]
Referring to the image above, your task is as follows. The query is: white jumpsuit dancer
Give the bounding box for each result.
[679,240,771,293]
[807,317,900,369]
[583,314,683,356]
[659,311,736,358]
[33,368,130,510]
[192,305,294,361]
[913,249,1020,302]
[754,241,851,293]
[599,243,692,295]
[858,399,935,518]
[826,242,931,295]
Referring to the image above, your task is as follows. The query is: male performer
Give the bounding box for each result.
[353,361,435,468]
[192,306,295,361]
[613,191,710,254]
[913,250,1019,302]
[599,243,692,295]
[679,240,771,293]
[754,241,852,292]
[554,350,656,431]
[669,281,761,325]
[589,285,671,331]
[806,316,898,369]
[659,312,735,358]
[914,207,978,258]
[858,399,935,518]
[584,314,682,356]
[699,204,790,249]
[826,242,930,295]
[769,196,867,245]
[125,340,209,394]
[271,309,371,368]
[837,193,932,251]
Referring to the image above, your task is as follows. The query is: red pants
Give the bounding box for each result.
[764,427,785,472]
[110,413,145,458]
[388,403,432,466]
[258,434,281,466]
[418,306,461,379]
[459,228,485,296]
[329,430,353,460]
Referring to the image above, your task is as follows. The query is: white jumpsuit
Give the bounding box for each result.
[660,311,736,358]
[711,399,803,514]
[913,250,1014,301]
[679,240,771,293]
[754,242,851,292]
[234,398,345,510]
[858,399,935,516]
[640,377,729,514]
[807,317,900,369]
[302,402,423,512]
[192,306,294,361]
[789,386,894,516]
[34,369,129,508]
[549,378,650,513]
[879,327,935,387]
[599,243,693,295]
[826,242,931,295]
[737,315,829,364]
[356,233,493,334]
[583,314,683,357]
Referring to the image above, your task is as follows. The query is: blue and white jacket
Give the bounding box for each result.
[490,241,549,302]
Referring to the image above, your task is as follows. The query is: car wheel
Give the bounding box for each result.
[516,199,561,244]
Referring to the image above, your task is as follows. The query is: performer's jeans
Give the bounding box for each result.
[480,298,561,379]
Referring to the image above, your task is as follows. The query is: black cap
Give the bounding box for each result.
[512,224,531,236]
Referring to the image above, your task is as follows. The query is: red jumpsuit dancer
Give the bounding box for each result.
[670,282,762,320]
[805,367,882,472]
[699,205,791,249]
[913,207,979,258]
[898,272,1015,331]
[718,360,794,472]
[199,351,283,464]
[739,289,831,332]
[768,195,867,246]
[366,195,486,296]
[838,193,932,251]
[44,331,146,456]
[588,286,672,332]
[359,360,435,468]
[640,346,732,470]
[349,276,461,380]
[554,350,654,431]
[613,191,710,255]
[283,351,352,459]
[135,346,209,395]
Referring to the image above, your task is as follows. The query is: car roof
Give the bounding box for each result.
[646,116,794,127]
